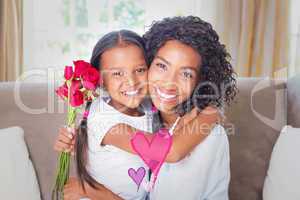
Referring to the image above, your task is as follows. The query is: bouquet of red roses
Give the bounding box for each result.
[52,60,100,200]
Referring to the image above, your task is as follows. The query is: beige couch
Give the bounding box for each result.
[0,76,299,200]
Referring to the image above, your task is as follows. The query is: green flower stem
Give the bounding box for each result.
[52,80,78,200]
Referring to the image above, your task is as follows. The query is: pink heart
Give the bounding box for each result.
[128,167,146,189]
[130,128,172,186]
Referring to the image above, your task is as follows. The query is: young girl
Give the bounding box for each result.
[75,30,152,200]
[54,29,219,200]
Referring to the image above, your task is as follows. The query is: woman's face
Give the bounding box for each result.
[148,40,201,113]
[100,44,148,109]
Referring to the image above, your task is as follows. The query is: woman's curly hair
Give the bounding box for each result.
[143,16,237,114]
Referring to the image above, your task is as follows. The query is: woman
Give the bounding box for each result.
[56,16,237,200]
[141,16,236,200]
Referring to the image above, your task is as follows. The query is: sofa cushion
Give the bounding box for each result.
[263,126,300,200]
[0,82,77,200]
[0,126,41,200]
[287,74,300,127]
[226,78,286,200]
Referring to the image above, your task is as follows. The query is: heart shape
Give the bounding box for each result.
[128,167,146,189]
[130,128,172,186]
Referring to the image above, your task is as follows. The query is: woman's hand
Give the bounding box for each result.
[53,127,76,155]
[101,106,220,163]
[64,177,87,200]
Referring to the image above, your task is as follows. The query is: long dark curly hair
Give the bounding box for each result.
[143,16,237,114]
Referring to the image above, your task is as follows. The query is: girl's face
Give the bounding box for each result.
[148,40,201,113]
[100,44,148,109]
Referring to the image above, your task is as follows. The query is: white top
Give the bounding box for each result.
[86,96,154,200]
[150,124,230,200]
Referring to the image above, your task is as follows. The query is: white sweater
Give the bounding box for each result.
[85,97,154,200]
[149,125,230,200]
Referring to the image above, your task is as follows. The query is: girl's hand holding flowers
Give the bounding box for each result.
[54,127,76,155]
[52,60,100,200]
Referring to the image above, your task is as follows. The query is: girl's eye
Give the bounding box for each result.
[112,71,124,76]
[136,67,147,73]
[156,63,167,71]
[182,71,194,79]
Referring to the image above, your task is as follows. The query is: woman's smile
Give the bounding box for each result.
[154,85,178,103]
[148,40,201,113]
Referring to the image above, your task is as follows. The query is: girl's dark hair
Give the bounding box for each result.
[143,16,237,114]
[90,29,148,68]
[75,30,147,190]
[75,101,94,190]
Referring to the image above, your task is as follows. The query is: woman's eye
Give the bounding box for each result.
[156,63,167,70]
[182,71,193,79]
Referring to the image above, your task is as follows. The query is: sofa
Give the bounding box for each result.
[0,75,299,200]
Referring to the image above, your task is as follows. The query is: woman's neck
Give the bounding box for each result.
[159,111,179,129]
[109,99,142,116]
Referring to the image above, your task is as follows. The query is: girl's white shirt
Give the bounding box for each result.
[86,96,154,200]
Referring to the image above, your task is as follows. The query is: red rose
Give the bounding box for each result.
[64,66,73,80]
[81,67,100,90]
[70,89,84,107]
[70,80,82,94]
[55,84,68,99]
[69,80,83,107]
[73,60,92,78]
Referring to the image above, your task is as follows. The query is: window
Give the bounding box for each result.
[23,0,201,74]
[23,0,146,71]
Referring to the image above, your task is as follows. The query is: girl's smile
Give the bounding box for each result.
[121,89,139,96]
[101,44,148,112]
